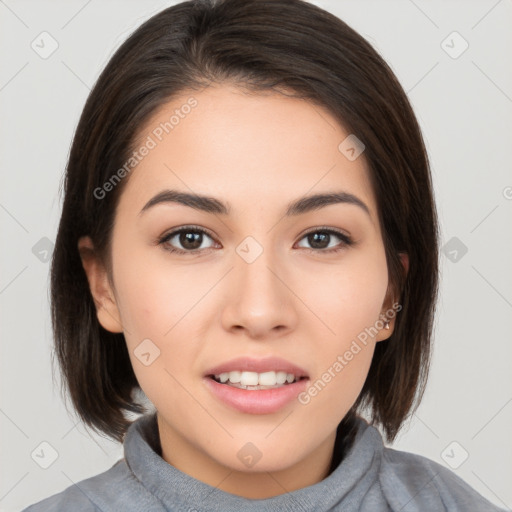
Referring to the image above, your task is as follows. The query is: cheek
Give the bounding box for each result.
[112,257,199,416]
[298,248,389,342]
[111,241,201,338]
[110,243,209,392]
[296,248,388,405]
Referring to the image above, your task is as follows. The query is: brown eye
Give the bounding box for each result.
[159,227,216,254]
[176,231,203,250]
[296,228,353,253]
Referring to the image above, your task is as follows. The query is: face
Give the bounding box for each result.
[80,83,399,485]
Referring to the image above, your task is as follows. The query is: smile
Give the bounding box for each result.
[211,370,304,390]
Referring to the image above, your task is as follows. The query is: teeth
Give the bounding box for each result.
[276,371,287,384]
[240,371,259,386]
[226,371,241,383]
[258,371,277,386]
[214,370,300,387]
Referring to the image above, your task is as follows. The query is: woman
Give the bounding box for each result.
[23,0,505,510]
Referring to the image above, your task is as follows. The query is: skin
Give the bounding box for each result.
[79,83,407,499]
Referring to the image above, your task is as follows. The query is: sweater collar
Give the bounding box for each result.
[124,412,384,512]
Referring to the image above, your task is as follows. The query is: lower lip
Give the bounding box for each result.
[204,377,309,414]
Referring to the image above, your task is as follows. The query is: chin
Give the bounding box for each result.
[204,437,310,474]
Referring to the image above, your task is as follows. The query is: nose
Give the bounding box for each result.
[220,243,298,340]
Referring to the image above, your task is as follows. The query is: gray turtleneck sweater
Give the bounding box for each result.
[22,413,505,511]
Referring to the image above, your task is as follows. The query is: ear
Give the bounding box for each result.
[375,252,409,342]
[78,236,123,333]
[399,252,409,275]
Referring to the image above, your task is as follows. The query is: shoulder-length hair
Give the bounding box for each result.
[51,0,439,443]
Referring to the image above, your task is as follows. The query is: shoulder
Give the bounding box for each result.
[378,444,506,511]
[21,459,164,512]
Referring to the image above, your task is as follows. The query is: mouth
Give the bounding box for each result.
[203,357,310,414]
[208,371,308,390]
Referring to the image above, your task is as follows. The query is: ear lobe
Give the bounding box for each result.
[375,312,393,343]
[376,252,408,343]
[78,236,123,333]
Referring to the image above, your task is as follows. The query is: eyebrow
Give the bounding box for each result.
[139,189,370,217]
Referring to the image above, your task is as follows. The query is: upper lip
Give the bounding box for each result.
[204,356,309,378]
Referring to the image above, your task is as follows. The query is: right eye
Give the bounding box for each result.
[158,226,218,255]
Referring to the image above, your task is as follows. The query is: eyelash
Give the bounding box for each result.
[157,225,354,256]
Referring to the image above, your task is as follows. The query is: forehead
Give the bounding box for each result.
[118,84,377,220]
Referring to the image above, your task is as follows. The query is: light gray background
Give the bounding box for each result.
[1,0,511,510]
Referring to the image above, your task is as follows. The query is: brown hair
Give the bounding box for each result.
[51,0,439,443]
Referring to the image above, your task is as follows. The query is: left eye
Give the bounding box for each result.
[296,229,353,252]
[158,226,353,254]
